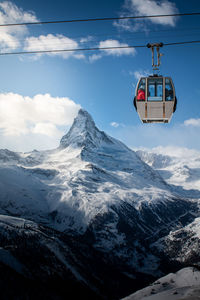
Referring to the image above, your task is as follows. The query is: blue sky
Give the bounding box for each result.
[0,0,200,152]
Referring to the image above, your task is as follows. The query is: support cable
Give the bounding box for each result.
[0,12,200,27]
[0,40,199,56]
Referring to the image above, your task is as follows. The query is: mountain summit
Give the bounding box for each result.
[60,109,112,149]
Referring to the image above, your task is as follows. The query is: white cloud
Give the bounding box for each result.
[0,1,37,24]
[0,1,38,51]
[99,39,136,56]
[89,53,102,62]
[133,69,151,80]
[88,39,136,62]
[110,122,119,128]
[24,34,85,59]
[0,93,80,138]
[115,0,178,31]
[184,118,200,127]
[130,0,178,26]
[32,123,61,137]
[110,122,126,128]
[80,36,94,43]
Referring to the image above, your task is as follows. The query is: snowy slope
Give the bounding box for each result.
[136,147,200,192]
[0,165,49,220]
[122,267,200,300]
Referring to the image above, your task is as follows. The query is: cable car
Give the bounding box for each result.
[133,43,177,123]
[134,75,177,123]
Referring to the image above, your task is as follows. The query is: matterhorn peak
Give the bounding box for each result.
[72,109,96,131]
[60,108,112,148]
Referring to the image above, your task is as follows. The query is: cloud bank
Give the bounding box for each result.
[184,118,200,127]
[129,0,178,26]
[0,93,81,151]
[89,39,136,62]
[115,0,179,31]
[0,1,38,51]
[24,34,85,60]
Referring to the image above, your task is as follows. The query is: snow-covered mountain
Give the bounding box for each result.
[0,109,195,233]
[122,267,200,300]
[0,109,200,299]
[136,147,200,192]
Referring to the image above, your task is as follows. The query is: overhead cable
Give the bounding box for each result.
[0,12,200,27]
[0,45,140,56]
[163,40,200,46]
[0,40,200,56]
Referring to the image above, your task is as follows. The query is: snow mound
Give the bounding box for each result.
[122,267,200,300]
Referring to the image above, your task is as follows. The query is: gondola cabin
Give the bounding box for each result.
[134,76,177,123]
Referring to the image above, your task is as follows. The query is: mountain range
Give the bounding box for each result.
[0,109,200,299]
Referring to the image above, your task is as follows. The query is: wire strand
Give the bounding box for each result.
[164,40,200,46]
[0,45,141,56]
[0,12,200,27]
[0,40,200,56]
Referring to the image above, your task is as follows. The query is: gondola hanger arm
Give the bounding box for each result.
[147,43,163,72]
